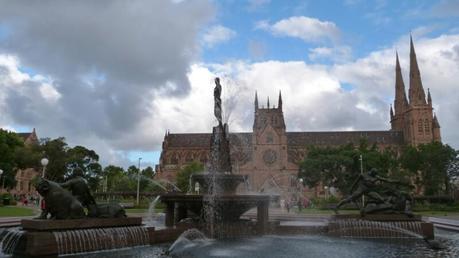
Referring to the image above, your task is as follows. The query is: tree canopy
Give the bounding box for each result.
[176,162,204,192]
[298,140,455,196]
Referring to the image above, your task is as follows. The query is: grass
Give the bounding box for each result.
[125,208,164,214]
[0,206,37,217]
[298,208,359,215]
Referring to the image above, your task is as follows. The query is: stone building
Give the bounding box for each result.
[11,129,40,196]
[155,38,441,197]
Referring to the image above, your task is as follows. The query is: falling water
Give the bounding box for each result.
[329,219,424,239]
[52,226,149,255]
[0,228,24,254]
[145,196,162,227]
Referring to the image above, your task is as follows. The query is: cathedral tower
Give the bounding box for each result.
[391,36,441,145]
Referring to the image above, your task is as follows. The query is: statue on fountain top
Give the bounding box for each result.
[214,77,223,126]
[209,77,232,174]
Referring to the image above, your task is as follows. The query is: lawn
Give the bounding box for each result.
[0,206,37,217]
[125,208,164,214]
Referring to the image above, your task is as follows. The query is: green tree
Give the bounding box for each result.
[400,142,456,195]
[176,162,204,192]
[0,129,24,188]
[298,139,400,195]
[39,137,69,182]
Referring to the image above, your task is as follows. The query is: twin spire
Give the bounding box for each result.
[254,90,283,110]
[393,35,429,113]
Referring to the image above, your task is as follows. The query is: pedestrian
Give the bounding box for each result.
[286,200,290,213]
[297,198,303,212]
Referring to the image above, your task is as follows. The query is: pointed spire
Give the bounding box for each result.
[390,104,394,119]
[409,35,427,105]
[433,113,441,128]
[427,88,432,105]
[394,52,409,114]
[278,90,283,110]
[267,96,270,109]
[254,91,259,110]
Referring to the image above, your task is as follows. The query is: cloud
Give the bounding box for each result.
[0,0,214,167]
[308,46,352,63]
[202,25,236,47]
[257,16,340,43]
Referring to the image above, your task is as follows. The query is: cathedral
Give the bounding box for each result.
[155,38,441,197]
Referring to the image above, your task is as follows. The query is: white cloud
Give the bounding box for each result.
[258,16,340,43]
[202,25,236,47]
[308,46,352,63]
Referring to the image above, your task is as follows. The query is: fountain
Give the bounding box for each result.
[161,78,271,238]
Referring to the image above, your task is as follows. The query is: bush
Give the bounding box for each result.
[414,195,454,204]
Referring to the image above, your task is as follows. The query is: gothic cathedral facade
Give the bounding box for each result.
[156,38,441,197]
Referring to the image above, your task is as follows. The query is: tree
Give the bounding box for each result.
[400,142,456,195]
[176,162,204,192]
[39,137,69,182]
[298,139,400,195]
[0,129,24,188]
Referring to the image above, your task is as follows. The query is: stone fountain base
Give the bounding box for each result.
[161,194,270,236]
[10,218,166,257]
[328,214,434,240]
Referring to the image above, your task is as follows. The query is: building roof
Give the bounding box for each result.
[286,131,404,146]
[165,130,404,148]
[166,132,252,148]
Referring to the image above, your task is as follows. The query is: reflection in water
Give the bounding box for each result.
[62,229,458,258]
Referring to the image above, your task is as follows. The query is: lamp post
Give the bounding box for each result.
[41,158,49,178]
[136,157,142,206]
[39,158,49,210]
[359,154,364,207]
[0,169,4,192]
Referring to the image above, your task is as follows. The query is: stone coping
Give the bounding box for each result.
[332,214,422,221]
[21,217,142,231]
[161,193,271,202]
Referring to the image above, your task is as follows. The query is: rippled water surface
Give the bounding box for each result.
[65,229,459,258]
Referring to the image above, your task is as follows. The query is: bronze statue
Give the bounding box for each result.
[34,168,127,220]
[60,167,98,217]
[214,77,223,126]
[334,168,411,215]
[35,178,85,219]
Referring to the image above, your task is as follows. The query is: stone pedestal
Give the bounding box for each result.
[11,218,153,257]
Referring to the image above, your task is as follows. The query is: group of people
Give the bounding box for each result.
[280,197,311,213]
[13,194,40,206]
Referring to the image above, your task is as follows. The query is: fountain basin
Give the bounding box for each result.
[191,174,247,194]
[161,193,270,235]
[4,218,157,257]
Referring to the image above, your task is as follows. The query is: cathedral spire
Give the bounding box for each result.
[278,90,283,110]
[394,51,408,114]
[427,88,432,106]
[433,113,440,128]
[390,104,394,119]
[254,91,258,110]
[409,35,427,106]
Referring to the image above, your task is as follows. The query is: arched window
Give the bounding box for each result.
[170,153,179,164]
[185,152,194,163]
[418,119,423,133]
[266,133,274,144]
[424,118,430,133]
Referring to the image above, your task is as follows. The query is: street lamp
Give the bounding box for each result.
[136,157,142,206]
[39,158,49,212]
[41,158,49,178]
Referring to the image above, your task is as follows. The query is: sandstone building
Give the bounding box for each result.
[155,38,441,197]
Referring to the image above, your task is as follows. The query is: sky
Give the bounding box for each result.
[0,0,458,169]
